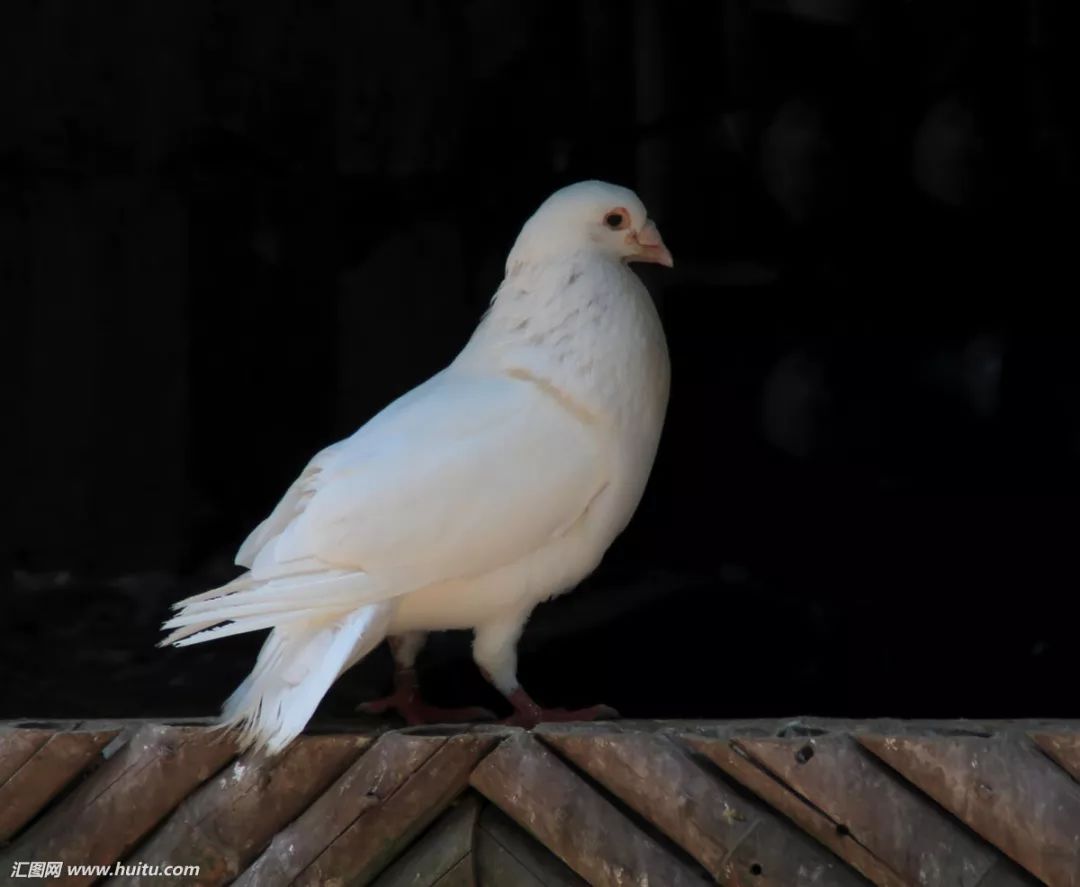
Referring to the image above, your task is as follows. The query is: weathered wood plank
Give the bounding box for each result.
[236,732,496,887]
[860,734,1080,887]
[438,856,476,886]
[0,728,53,784]
[0,725,236,887]
[0,729,119,841]
[297,733,495,887]
[685,734,899,887]
[1030,732,1080,782]
[475,805,587,887]
[547,728,862,886]
[977,866,1048,887]
[471,732,710,887]
[543,729,739,878]
[372,794,481,887]
[733,735,1035,887]
[234,733,438,886]
[0,720,1071,886]
[107,734,369,886]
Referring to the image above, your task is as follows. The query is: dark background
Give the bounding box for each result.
[5,0,1079,724]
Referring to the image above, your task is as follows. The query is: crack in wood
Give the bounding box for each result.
[305,735,448,873]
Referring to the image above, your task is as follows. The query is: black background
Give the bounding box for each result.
[6,0,1079,724]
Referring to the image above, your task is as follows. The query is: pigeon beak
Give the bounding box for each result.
[629,220,674,268]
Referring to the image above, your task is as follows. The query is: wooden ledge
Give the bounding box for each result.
[1,720,1077,885]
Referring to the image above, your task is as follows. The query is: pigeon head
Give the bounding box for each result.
[506,180,673,273]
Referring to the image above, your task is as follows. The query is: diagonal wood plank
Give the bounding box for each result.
[475,805,587,887]
[0,727,54,785]
[235,731,496,887]
[471,731,711,887]
[978,866,1049,887]
[106,734,369,886]
[0,725,237,887]
[1030,732,1080,782]
[860,734,1080,887]
[372,793,481,887]
[732,735,1036,887]
[296,733,495,886]
[433,857,475,887]
[234,732,439,886]
[546,728,864,886]
[0,729,119,842]
[686,734,902,887]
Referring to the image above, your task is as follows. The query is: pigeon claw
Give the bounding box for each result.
[501,689,619,728]
[357,692,494,726]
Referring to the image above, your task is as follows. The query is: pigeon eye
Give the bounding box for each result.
[604,212,625,229]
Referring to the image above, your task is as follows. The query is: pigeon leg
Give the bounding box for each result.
[358,631,494,724]
[500,688,619,728]
[473,613,619,728]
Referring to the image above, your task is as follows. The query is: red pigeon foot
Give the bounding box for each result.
[501,689,619,728]
[358,691,494,726]
[357,668,494,725]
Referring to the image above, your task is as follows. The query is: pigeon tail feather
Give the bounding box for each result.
[221,602,393,754]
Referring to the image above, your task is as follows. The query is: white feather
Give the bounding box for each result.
[164,180,672,753]
[220,603,392,754]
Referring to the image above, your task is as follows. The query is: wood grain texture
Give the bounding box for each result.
[0,720,1074,886]
[0,729,118,841]
[861,734,1080,887]
[236,731,496,887]
[1031,731,1080,782]
[685,734,899,887]
[372,793,481,887]
[732,734,1035,887]
[108,734,368,886]
[0,725,236,887]
[475,804,588,887]
[0,728,53,784]
[472,731,711,887]
[547,727,863,887]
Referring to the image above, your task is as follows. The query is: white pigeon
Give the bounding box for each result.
[162,180,673,754]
